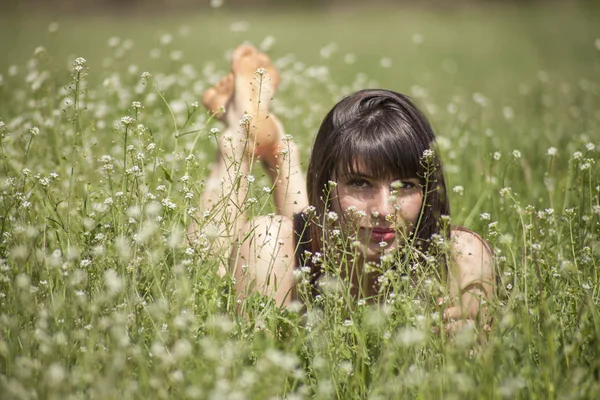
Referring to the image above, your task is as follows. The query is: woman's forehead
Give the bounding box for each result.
[334,157,413,179]
[334,157,371,174]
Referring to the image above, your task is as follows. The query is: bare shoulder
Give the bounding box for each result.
[449,228,495,295]
[450,227,493,262]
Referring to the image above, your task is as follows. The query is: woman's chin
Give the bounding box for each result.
[361,240,395,263]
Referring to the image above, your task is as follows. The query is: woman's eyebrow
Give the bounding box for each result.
[341,171,374,179]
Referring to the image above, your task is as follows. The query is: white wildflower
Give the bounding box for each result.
[499,187,512,197]
[120,116,134,126]
[46,363,66,387]
[580,160,594,171]
[162,198,176,210]
[104,269,123,293]
[239,113,253,128]
[107,36,120,47]
[503,106,514,120]
[422,148,435,161]
[390,181,404,190]
[160,33,173,45]
[412,33,424,44]
[396,327,426,347]
[472,92,488,107]
[327,211,338,222]
[585,142,595,151]
[380,57,392,68]
[73,57,86,70]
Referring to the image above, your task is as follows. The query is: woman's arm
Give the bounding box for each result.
[442,229,495,334]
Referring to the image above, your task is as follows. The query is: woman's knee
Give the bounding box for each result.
[237,215,294,259]
[230,214,296,297]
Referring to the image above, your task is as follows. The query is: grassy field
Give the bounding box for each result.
[0,3,599,399]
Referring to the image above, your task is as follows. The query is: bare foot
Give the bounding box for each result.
[202,73,234,121]
[229,44,280,158]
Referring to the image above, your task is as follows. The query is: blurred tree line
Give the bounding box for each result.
[3,0,556,14]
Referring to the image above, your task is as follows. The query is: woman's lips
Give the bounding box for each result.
[368,228,395,243]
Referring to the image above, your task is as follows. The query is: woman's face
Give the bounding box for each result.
[330,163,424,263]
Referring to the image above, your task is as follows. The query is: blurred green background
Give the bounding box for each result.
[1,4,599,398]
[1,0,599,224]
[1,0,598,101]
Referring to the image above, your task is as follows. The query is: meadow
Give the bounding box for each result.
[0,2,599,399]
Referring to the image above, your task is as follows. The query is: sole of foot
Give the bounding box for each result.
[202,73,234,121]
[230,44,281,158]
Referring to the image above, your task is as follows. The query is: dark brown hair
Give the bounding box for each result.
[306,89,450,256]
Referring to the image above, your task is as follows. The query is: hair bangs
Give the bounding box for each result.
[334,118,424,182]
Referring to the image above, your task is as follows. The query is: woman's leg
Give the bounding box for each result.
[187,72,249,271]
[229,47,305,306]
[231,214,297,307]
[189,45,276,267]
[191,45,305,306]
[197,49,308,222]
[258,115,309,219]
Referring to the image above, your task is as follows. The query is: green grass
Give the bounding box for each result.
[0,3,599,399]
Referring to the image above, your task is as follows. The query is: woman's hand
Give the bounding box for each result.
[438,287,492,336]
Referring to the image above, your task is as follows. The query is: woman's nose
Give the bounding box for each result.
[371,187,396,217]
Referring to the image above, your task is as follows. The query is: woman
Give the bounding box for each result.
[189,44,494,332]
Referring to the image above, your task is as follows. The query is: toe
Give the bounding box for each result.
[256,52,271,67]
[232,44,258,61]
[257,53,279,87]
[202,87,217,109]
[221,73,234,92]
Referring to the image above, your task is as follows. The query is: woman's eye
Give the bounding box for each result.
[349,179,370,188]
[392,180,419,191]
